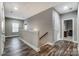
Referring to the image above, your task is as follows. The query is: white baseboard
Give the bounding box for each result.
[19,37,40,52]
[5,35,19,38]
[40,42,53,48]
[63,39,78,44]
[0,43,4,56]
[47,42,53,45]
[0,49,3,56]
[78,46,79,55]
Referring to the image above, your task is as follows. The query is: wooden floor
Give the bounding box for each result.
[3,37,39,56]
[2,37,78,56]
[48,40,78,56]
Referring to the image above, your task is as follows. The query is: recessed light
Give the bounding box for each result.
[63,6,69,10]
[14,7,18,10]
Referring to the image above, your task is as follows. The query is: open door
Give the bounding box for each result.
[63,19,73,41]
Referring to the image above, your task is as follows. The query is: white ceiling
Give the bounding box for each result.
[54,2,78,14]
[4,2,78,20]
[4,2,63,20]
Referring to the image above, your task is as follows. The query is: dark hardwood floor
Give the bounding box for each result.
[2,37,78,56]
[48,40,78,56]
[3,37,39,56]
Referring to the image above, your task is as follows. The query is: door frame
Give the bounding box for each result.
[62,18,74,42]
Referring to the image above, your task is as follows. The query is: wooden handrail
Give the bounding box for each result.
[40,32,48,40]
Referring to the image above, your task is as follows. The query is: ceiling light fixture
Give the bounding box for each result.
[14,7,18,10]
[63,6,69,10]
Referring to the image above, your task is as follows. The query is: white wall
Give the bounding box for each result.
[0,2,5,55]
[23,20,33,31]
[60,11,77,41]
[21,30,39,51]
[25,8,53,43]
[77,4,79,44]
[31,9,52,42]
[52,9,61,42]
[20,20,39,51]
[20,8,53,51]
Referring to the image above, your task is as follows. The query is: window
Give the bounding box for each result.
[12,23,19,32]
[24,24,28,30]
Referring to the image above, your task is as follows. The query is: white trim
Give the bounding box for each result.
[62,18,75,42]
[0,47,4,56]
[63,39,78,43]
[40,42,53,48]
[5,35,19,38]
[19,37,40,52]
[78,45,79,55]
[0,35,5,56]
[1,45,4,56]
[0,41,4,56]
[46,42,53,45]
[39,43,47,47]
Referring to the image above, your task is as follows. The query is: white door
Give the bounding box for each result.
[0,2,5,55]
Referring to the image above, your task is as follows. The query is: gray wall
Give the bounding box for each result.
[60,11,77,41]
[0,2,5,55]
[52,9,61,41]
[5,18,24,36]
[24,8,53,43]
[77,4,79,44]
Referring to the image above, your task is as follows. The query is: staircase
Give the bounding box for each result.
[39,32,48,47]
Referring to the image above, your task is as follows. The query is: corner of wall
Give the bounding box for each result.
[19,37,40,52]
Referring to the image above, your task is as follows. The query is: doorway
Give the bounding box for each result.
[62,18,74,41]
